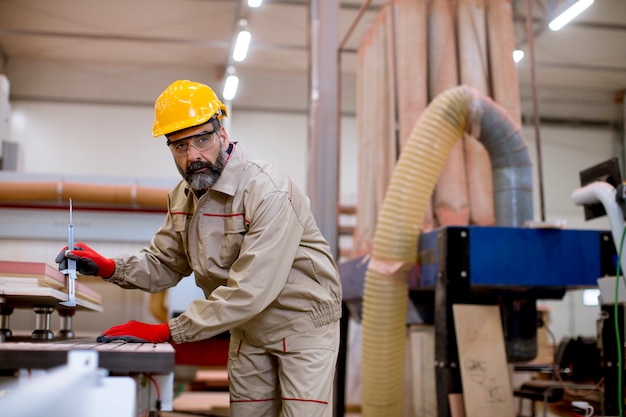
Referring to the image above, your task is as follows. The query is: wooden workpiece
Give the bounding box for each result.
[0,260,103,340]
[0,260,102,310]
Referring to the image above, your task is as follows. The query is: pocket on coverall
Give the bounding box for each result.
[219,214,246,267]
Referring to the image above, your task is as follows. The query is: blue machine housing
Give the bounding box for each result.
[409,225,617,413]
[417,225,616,290]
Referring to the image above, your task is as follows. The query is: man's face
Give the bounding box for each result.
[167,120,229,191]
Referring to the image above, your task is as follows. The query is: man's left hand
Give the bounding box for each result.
[97,320,170,343]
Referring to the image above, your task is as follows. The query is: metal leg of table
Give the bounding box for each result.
[58,309,75,339]
[32,306,54,340]
[0,306,13,339]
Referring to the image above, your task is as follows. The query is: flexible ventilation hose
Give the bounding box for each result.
[361,85,533,416]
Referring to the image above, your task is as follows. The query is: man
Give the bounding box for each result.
[56,80,342,417]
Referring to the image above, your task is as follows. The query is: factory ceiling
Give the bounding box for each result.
[0,0,624,126]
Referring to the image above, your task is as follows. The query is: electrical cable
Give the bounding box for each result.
[614,226,626,417]
[544,321,603,399]
[174,382,186,399]
[143,373,162,411]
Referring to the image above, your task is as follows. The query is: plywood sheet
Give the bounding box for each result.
[0,260,102,304]
[0,260,103,310]
[0,285,103,312]
[453,304,514,417]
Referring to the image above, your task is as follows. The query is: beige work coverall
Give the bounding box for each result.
[107,143,343,417]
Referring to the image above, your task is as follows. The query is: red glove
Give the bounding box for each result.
[55,242,115,278]
[97,320,170,343]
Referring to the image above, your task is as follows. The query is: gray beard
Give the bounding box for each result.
[179,147,227,191]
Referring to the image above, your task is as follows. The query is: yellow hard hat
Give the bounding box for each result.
[152,80,228,138]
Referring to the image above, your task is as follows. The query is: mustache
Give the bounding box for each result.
[185,161,220,177]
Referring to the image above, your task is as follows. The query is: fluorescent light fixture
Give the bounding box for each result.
[248,0,263,7]
[232,31,251,62]
[223,74,239,101]
[513,50,525,63]
[548,0,594,31]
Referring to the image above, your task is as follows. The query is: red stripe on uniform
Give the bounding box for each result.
[282,398,329,405]
[202,212,244,217]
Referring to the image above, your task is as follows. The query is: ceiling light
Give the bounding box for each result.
[548,0,594,31]
[223,75,239,101]
[232,31,251,62]
[513,50,525,63]
[248,0,263,7]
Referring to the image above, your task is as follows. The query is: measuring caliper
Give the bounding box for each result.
[59,198,78,307]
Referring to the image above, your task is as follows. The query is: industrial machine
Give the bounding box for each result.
[414,224,613,416]
[339,157,626,417]
[413,157,626,417]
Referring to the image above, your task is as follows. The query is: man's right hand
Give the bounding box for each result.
[55,242,115,278]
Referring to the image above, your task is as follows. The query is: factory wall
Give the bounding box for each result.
[0,94,618,345]
[6,99,361,194]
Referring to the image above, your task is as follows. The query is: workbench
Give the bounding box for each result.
[0,338,175,374]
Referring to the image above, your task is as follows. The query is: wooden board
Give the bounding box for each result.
[171,392,230,416]
[0,285,103,312]
[453,304,514,417]
[0,260,102,308]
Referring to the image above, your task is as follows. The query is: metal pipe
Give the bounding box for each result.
[307,0,340,257]
[525,0,546,222]
[338,0,374,52]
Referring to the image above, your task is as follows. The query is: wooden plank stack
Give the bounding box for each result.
[0,260,103,312]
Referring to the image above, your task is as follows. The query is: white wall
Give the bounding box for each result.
[9,100,179,179]
[8,99,359,201]
[524,124,620,230]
